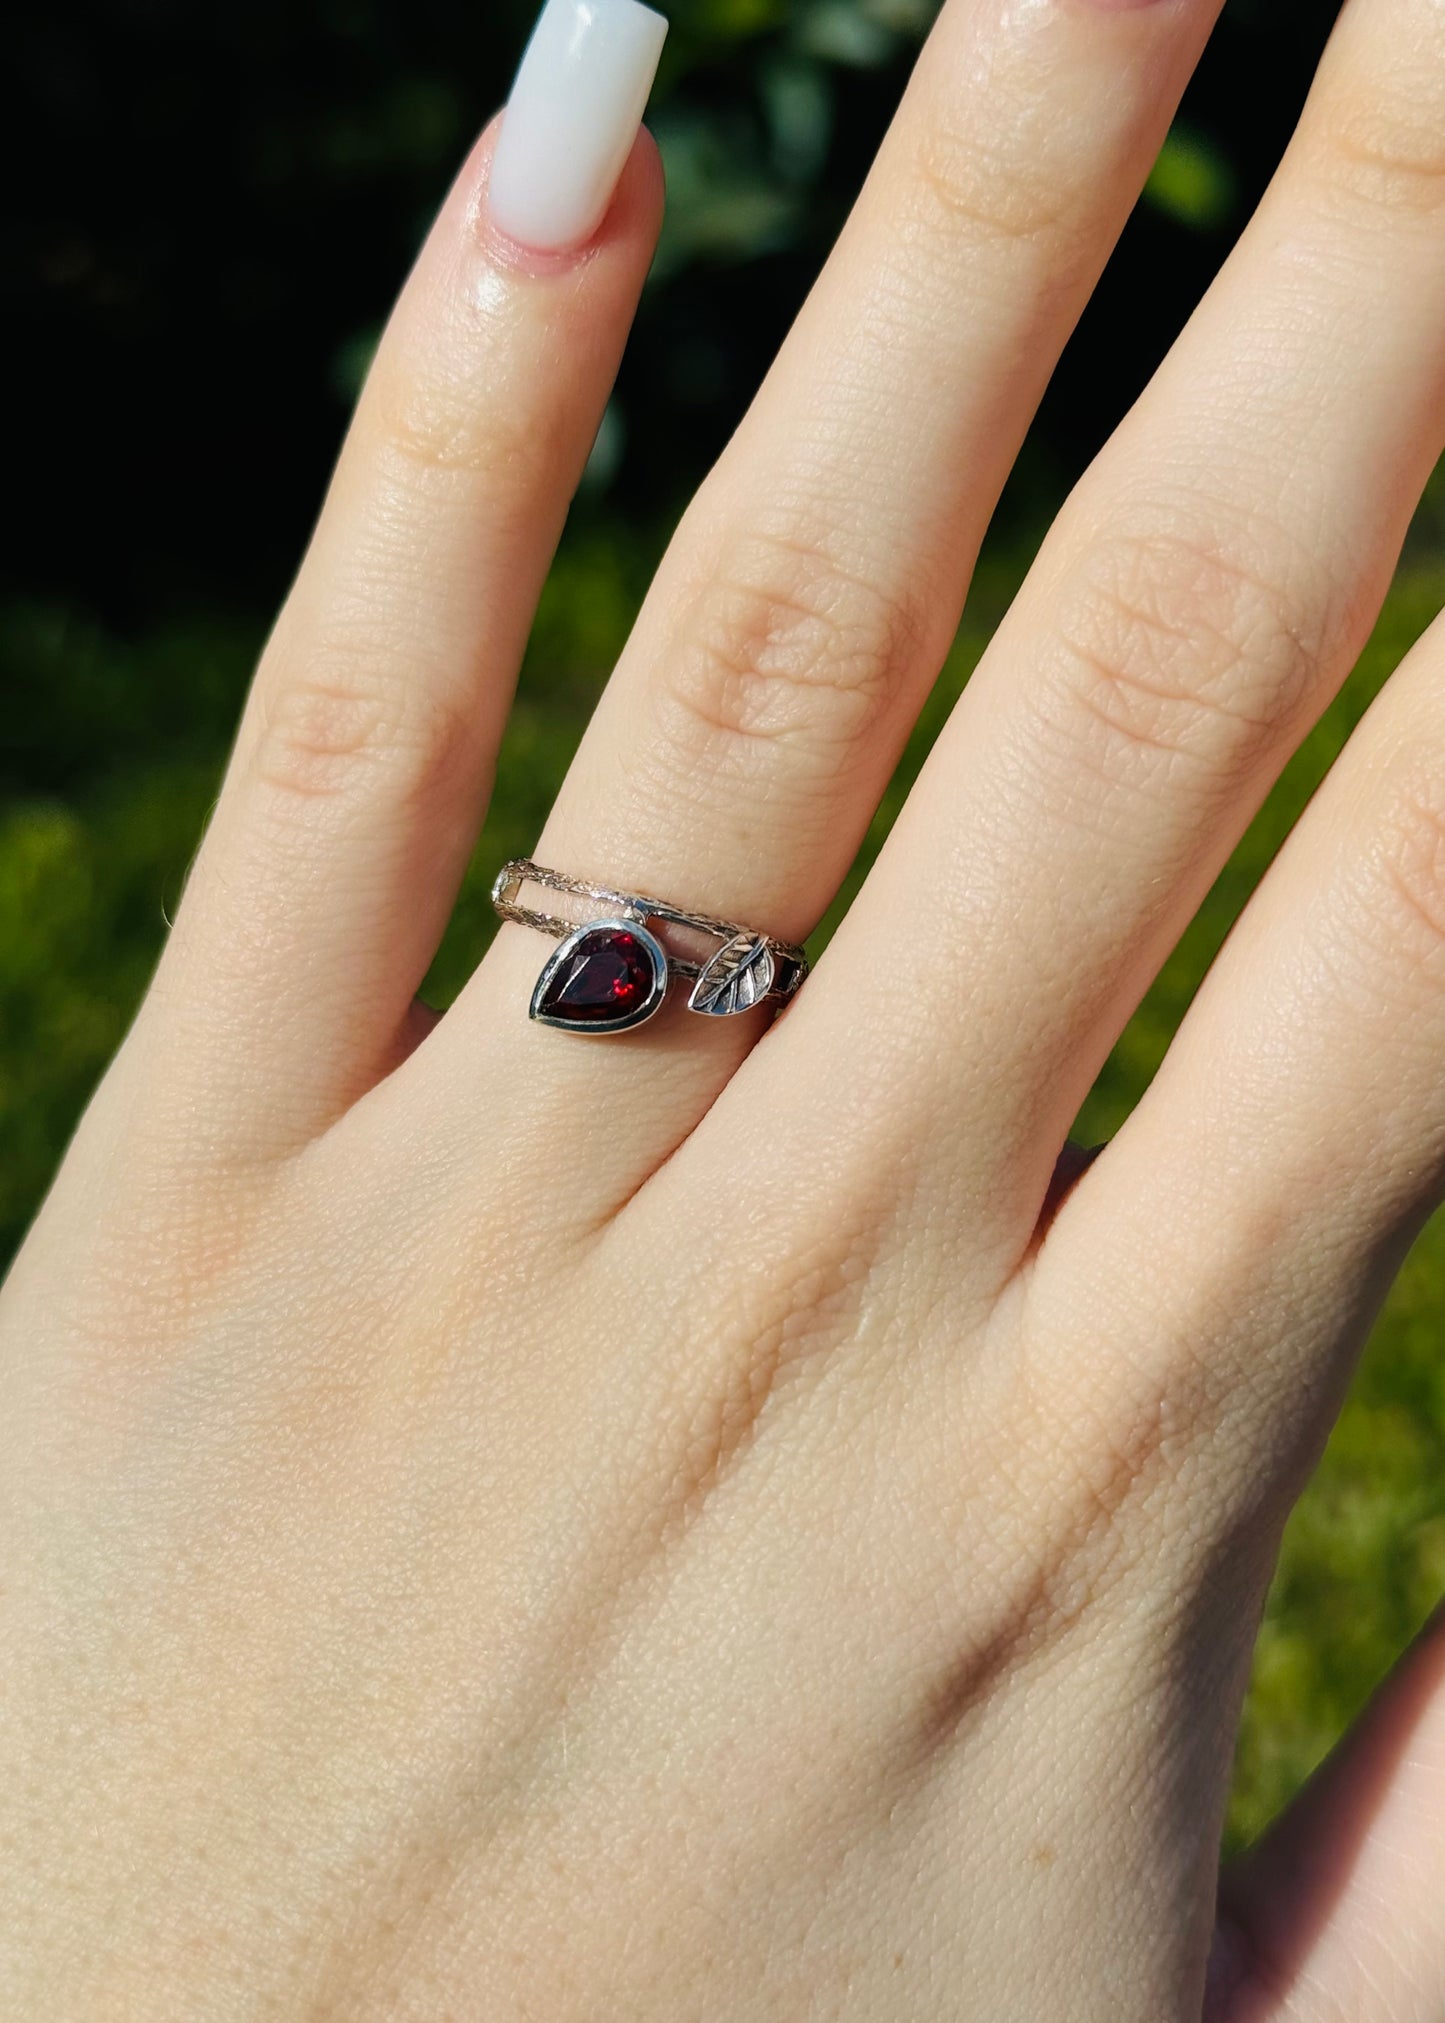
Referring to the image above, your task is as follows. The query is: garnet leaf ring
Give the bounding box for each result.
[490,859,809,1036]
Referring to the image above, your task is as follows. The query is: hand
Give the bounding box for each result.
[6,0,1445,2014]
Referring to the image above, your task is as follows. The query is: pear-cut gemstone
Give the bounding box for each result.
[530,921,667,1032]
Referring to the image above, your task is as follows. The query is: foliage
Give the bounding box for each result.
[7,0,1442,1858]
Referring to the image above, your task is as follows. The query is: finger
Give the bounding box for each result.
[440,0,1223,1135]
[1207,1606,1445,2022]
[1022,569,1445,1515]
[148,5,666,1152]
[802,0,1445,1261]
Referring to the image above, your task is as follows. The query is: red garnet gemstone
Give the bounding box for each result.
[532,923,665,1031]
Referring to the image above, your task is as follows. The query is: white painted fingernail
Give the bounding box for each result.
[489,0,668,253]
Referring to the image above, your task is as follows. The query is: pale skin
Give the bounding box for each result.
[6,0,1445,2014]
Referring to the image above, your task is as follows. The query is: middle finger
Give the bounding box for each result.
[784,0,1445,1269]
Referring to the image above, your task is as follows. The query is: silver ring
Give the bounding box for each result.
[491,859,809,1036]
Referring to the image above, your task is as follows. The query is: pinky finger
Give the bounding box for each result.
[1207,1605,1445,2022]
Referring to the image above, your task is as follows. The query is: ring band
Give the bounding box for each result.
[491,859,809,1035]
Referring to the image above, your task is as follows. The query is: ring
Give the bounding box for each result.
[491,859,809,1036]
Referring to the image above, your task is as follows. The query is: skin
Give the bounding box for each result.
[4,0,1445,2013]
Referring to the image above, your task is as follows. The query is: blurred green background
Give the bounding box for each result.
[7,0,1444,1850]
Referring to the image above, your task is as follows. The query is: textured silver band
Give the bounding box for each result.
[490,858,808,1007]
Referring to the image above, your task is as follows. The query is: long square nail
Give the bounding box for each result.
[489,0,669,253]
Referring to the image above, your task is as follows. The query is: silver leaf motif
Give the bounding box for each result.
[688,934,776,1017]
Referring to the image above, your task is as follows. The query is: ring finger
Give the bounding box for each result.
[438,0,1224,1156]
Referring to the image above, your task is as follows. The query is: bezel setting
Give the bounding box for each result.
[528,916,670,1036]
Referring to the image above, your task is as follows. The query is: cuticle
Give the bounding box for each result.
[464,165,603,281]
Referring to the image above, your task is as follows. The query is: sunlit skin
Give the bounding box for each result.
[4,0,1445,2015]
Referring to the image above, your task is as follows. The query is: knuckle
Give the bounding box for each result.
[1038,522,1318,784]
[906,116,1068,248]
[650,1217,881,1536]
[984,1293,1235,1630]
[1028,1365,1185,1587]
[1363,773,1445,973]
[1315,76,1445,220]
[252,656,473,810]
[909,1339,1199,1747]
[366,353,555,489]
[657,530,926,769]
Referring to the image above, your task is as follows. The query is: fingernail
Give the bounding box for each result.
[489,0,668,253]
